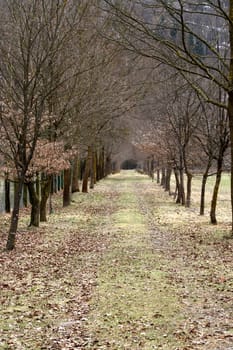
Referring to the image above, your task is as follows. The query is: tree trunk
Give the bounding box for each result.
[146,158,150,176]
[4,177,11,213]
[174,168,185,205]
[174,168,180,203]
[79,159,85,181]
[185,172,193,208]
[200,161,212,215]
[156,168,160,184]
[50,174,54,194]
[105,155,112,177]
[165,168,172,193]
[93,151,97,184]
[36,173,40,198]
[23,183,28,207]
[63,168,71,207]
[72,156,80,193]
[179,168,185,205]
[6,178,24,250]
[57,174,61,192]
[96,151,100,181]
[161,167,166,187]
[210,158,223,225]
[90,148,96,189]
[100,146,105,179]
[60,171,64,190]
[82,146,92,193]
[200,174,208,216]
[150,156,155,181]
[40,174,52,222]
[228,2,233,234]
[28,181,40,227]
[54,175,57,193]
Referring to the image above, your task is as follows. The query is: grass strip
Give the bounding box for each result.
[87,179,184,350]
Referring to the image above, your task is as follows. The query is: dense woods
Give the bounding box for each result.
[0,0,233,250]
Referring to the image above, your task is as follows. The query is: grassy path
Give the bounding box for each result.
[86,172,183,349]
[86,171,233,350]
[1,171,233,349]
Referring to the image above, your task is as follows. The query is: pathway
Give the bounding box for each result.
[1,170,233,350]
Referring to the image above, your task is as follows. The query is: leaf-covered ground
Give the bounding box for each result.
[1,171,233,349]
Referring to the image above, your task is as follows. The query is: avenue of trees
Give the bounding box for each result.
[101,0,233,232]
[0,0,142,250]
[1,0,233,250]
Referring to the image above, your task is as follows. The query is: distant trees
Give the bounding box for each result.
[166,88,201,207]
[102,0,233,231]
[195,95,230,221]
[130,63,230,225]
[0,0,142,250]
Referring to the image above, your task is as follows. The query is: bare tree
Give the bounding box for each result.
[102,0,233,233]
[0,0,85,250]
[166,88,201,207]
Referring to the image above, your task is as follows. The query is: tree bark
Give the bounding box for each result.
[40,174,52,222]
[57,174,61,192]
[23,183,28,208]
[228,2,233,234]
[179,168,185,205]
[210,156,224,225]
[82,146,92,193]
[150,156,155,181]
[90,148,96,189]
[96,151,100,181]
[28,181,40,227]
[54,175,57,193]
[105,155,112,177]
[50,174,54,194]
[4,177,11,213]
[165,168,172,193]
[72,156,80,193]
[200,161,212,215]
[210,176,221,225]
[93,151,97,184]
[185,172,193,208]
[63,168,71,207]
[6,178,24,250]
[174,168,181,203]
[36,173,40,198]
[156,168,160,184]
[200,173,208,216]
[61,171,64,190]
[174,167,185,205]
[161,167,166,188]
[100,146,105,179]
[146,158,150,176]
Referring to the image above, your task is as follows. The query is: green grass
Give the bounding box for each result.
[87,181,185,350]
[166,171,231,229]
